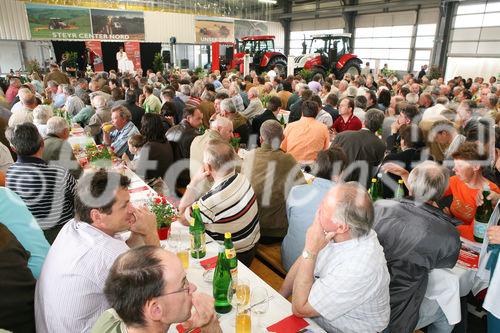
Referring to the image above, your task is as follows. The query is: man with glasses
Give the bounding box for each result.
[92,246,221,333]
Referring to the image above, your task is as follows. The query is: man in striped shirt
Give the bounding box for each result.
[5,123,76,244]
[180,139,260,266]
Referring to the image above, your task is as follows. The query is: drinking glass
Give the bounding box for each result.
[171,230,189,269]
[251,287,269,329]
[235,278,251,307]
[235,306,252,333]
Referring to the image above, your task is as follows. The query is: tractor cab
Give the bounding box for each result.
[239,36,275,66]
[308,33,353,67]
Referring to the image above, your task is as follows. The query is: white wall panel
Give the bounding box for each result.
[356,11,416,27]
[144,11,195,43]
[267,21,284,50]
[418,8,439,24]
[0,0,30,40]
[480,27,500,40]
[0,41,22,73]
[445,57,500,80]
[451,28,481,41]
[449,41,478,54]
[291,17,344,31]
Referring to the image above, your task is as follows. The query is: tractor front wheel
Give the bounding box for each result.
[266,58,287,76]
[338,60,361,79]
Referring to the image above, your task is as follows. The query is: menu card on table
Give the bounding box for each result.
[267,314,309,333]
[457,239,481,269]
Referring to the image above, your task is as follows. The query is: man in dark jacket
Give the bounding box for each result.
[165,106,202,190]
[374,161,461,333]
[252,96,281,136]
[124,90,145,129]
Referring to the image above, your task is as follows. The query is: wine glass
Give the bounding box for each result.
[251,286,269,329]
[235,278,251,307]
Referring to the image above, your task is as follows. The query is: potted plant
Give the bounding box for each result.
[150,195,177,240]
[230,133,241,151]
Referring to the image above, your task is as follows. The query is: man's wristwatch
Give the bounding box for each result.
[302,250,317,260]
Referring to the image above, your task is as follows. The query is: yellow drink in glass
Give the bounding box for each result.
[236,284,251,306]
[235,312,251,333]
[177,250,189,269]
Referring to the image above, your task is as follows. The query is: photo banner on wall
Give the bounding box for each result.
[91,9,145,41]
[124,42,141,70]
[235,20,269,40]
[26,3,92,40]
[85,41,104,72]
[195,19,234,44]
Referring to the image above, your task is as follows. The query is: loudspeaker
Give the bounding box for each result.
[162,50,171,64]
[170,36,177,45]
[225,46,234,63]
[180,59,189,69]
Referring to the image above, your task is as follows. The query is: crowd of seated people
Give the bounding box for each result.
[0,61,500,333]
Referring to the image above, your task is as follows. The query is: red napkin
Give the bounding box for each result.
[128,186,149,193]
[199,256,218,270]
[176,324,201,333]
[267,315,309,333]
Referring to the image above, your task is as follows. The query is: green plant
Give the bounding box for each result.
[149,195,177,228]
[298,69,314,82]
[152,53,165,73]
[63,51,78,68]
[194,67,206,78]
[25,58,42,75]
[428,65,443,80]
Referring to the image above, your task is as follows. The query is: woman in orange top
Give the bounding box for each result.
[442,142,500,241]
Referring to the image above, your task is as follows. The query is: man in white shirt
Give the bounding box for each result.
[280,182,391,333]
[422,96,448,121]
[35,170,159,333]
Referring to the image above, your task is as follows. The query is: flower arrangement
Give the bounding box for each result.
[149,195,178,228]
[85,144,115,168]
[230,133,241,150]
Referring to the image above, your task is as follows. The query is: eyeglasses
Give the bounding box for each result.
[159,277,191,297]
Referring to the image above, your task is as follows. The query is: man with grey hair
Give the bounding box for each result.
[220,98,251,145]
[241,86,264,122]
[33,105,54,138]
[43,116,82,178]
[242,120,305,243]
[188,116,234,196]
[180,139,260,265]
[103,105,139,158]
[8,90,38,127]
[374,160,461,333]
[85,95,111,144]
[62,84,85,117]
[333,108,386,185]
[280,182,390,333]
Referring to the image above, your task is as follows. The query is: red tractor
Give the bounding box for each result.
[233,35,287,75]
[294,33,362,79]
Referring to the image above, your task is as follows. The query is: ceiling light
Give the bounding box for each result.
[258,0,277,4]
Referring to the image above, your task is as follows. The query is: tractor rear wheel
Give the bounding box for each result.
[266,57,287,76]
[339,59,361,78]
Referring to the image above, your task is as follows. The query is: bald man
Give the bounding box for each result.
[280,182,390,333]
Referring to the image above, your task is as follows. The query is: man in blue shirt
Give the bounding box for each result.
[281,146,347,271]
[0,187,50,279]
[103,105,139,158]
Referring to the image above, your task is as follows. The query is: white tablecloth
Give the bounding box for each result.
[163,222,325,333]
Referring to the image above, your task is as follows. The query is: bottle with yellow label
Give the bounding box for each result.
[190,203,206,259]
[224,232,238,285]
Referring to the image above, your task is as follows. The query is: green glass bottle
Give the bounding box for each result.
[474,185,493,243]
[224,232,238,285]
[279,114,285,127]
[189,203,206,259]
[368,174,383,201]
[213,245,233,314]
[394,179,405,201]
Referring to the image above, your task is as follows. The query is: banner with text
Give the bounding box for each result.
[124,42,141,70]
[91,9,145,41]
[26,3,92,40]
[195,19,234,44]
[85,41,104,72]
